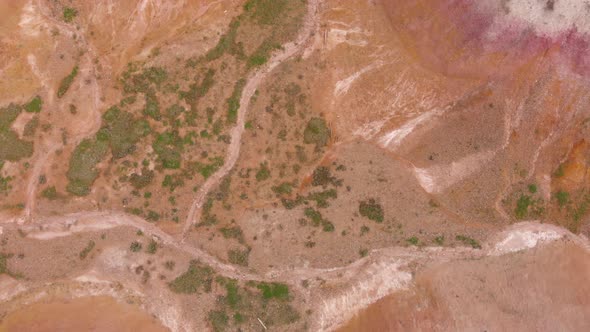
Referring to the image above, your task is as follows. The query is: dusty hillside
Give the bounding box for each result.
[0,0,590,331]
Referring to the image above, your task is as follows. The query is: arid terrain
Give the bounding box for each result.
[1,0,590,331]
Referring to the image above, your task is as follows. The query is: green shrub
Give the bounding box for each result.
[100,106,151,158]
[243,0,288,25]
[79,240,95,259]
[359,199,384,223]
[24,96,42,113]
[146,240,158,254]
[406,237,419,245]
[143,67,168,86]
[256,162,271,181]
[555,190,569,208]
[41,186,58,200]
[311,167,331,186]
[515,195,532,219]
[257,282,289,300]
[304,207,334,232]
[528,184,537,194]
[248,39,280,68]
[23,116,39,137]
[162,174,184,192]
[66,138,108,196]
[305,189,338,208]
[168,260,214,294]
[129,168,154,189]
[228,249,249,266]
[553,164,565,178]
[63,7,78,22]
[304,207,322,226]
[220,226,244,242]
[205,19,243,61]
[455,235,481,249]
[303,118,330,147]
[227,79,246,123]
[272,182,293,196]
[0,173,13,196]
[433,235,445,246]
[208,310,229,332]
[57,65,79,98]
[146,210,161,222]
[0,104,34,162]
[143,92,161,120]
[152,131,184,169]
[130,241,142,252]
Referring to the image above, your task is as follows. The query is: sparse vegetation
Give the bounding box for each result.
[359,199,384,223]
[66,138,108,196]
[220,226,244,243]
[41,186,58,200]
[228,249,249,266]
[79,240,95,259]
[130,241,142,252]
[24,96,42,113]
[57,65,79,98]
[0,253,19,278]
[553,164,565,178]
[168,260,214,294]
[304,207,335,232]
[514,193,544,220]
[406,237,419,246]
[528,184,537,194]
[311,166,341,187]
[359,248,369,257]
[147,240,158,254]
[63,7,78,23]
[257,282,290,300]
[98,106,151,159]
[303,118,330,147]
[434,235,445,246]
[272,182,293,196]
[256,162,271,181]
[0,104,34,163]
[515,195,533,219]
[455,235,481,249]
[227,79,247,124]
[555,190,569,208]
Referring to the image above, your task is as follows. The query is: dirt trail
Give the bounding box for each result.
[181,0,321,236]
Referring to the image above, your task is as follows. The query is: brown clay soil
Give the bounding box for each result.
[0,296,168,332]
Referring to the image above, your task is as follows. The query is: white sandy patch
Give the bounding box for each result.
[0,277,27,302]
[413,149,497,193]
[353,118,388,140]
[379,109,442,149]
[489,222,571,256]
[479,0,590,40]
[327,27,369,50]
[334,61,384,96]
[19,0,46,37]
[414,167,437,193]
[27,221,116,240]
[316,260,412,331]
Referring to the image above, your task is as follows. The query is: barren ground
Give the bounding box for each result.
[1,0,590,331]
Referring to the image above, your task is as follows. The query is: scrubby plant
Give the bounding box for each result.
[303,118,330,147]
[63,7,78,22]
[455,235,481,249]
[168,260,214,294]
[359,199,384,223]
[57,65,79,98]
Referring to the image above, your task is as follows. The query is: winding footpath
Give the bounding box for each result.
[182,0,321,237]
